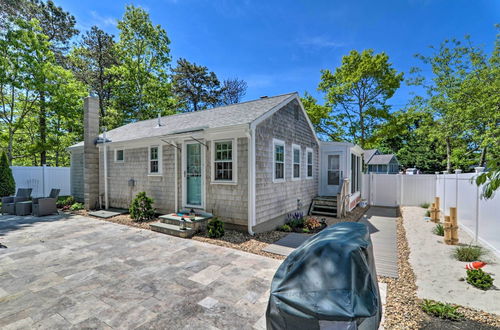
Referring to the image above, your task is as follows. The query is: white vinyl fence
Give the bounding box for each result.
[362,172,500,256]
[11,166,71,197]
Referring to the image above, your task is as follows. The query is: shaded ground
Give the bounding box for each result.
[0,214,282,329]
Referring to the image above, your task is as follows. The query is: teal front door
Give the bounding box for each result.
[186,143,202,206]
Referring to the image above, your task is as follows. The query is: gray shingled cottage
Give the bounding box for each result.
[69,93,325,233]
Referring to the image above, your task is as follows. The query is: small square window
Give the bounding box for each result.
[116,150,124,162]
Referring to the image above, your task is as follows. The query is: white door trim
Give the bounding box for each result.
[182,140,206,209]
[320,150,344,196]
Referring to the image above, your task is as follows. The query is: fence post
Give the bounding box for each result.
[474,167,485,243]
[399,173,404,206]
[42,164,47,197]
[442,171,448,216]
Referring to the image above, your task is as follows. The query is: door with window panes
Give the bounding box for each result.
[320,152,342,196]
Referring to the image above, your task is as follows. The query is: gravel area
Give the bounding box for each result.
[380,208,500,329]
[65,209,159,230]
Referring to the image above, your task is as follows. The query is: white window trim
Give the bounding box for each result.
[211,138,237,184]
[148,145,162,175]
[306,147,313,179]
[114,149,125,163]
[272,138,285,183]
[292,144,301,181]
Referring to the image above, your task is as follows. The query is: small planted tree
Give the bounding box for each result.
[129,192,156,222]
[0,151,15,197]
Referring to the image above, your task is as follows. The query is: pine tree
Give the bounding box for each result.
[0,151,15,197]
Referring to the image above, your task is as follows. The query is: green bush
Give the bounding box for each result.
[433,223,444,236]
[454,245,483,262]
[207,217,224,238]
[425,210,431,217]
[57,196,75,208]
[0,151,15,197]
[466,269,494,290]
[278,224,292,232]
[302,227,310,233]
[421,299,463,321]
[420,202,430,209]
[69,202,84,211]
[129,192,155,222]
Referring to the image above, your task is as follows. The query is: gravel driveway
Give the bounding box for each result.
[0,214,282,329]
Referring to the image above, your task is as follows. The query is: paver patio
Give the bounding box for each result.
[0,214,282,329]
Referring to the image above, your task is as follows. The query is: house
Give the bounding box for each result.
[364,149,400,174]
[68,93,362,234]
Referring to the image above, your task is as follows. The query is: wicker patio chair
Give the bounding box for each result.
[1,188,32,215]
[32,189,60,217]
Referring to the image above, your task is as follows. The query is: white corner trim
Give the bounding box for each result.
[210,138,238,184]
[247,130,256,234]
[306,147,313,179]
[291,143,301,181]
[272,138,286,183]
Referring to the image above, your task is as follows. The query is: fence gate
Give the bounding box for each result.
[370,174,400,207]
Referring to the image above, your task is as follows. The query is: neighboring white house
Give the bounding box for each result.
[364,149,400,174]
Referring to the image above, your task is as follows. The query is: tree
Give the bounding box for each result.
[70,26,118,127]
[301,92,343,141]
[0,151,15,197]
[109,5,176,123]
[318,49,403,148]
[172,58,221,111]
[217,78,247,105]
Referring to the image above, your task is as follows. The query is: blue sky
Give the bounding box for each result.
[58,0,498,109]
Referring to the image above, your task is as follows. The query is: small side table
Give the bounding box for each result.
[15,201,32,216]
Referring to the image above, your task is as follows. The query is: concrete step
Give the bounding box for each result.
[150,222,196,238]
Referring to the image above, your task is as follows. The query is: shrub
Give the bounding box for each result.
[0,151,15,197]
[57,196,75,208]
[454,245,483,262]
[420,202,430,209]
[69,202,84,211]
[302,227,310,233]
[425,210,431,217]
[466,269,494,290]
[433,223,444,236]
[278,224,292,232]
[304,217,321,230]
[421,299,463,321]
[129,192,155,222]
[286,211,304,227]
[207,217,224,238]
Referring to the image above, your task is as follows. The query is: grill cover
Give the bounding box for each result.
[266,222,381,330]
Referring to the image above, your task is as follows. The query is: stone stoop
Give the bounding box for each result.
[158,215,208,232]
[150,222,196,238]
[310,196,337,217]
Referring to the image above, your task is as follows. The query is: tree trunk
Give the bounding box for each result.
[446,137,451,172]
[39,91,47,165]
[479,146,487,167]
[7,127,13,165]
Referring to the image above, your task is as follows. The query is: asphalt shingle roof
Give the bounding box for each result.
[70,93,297,148]
[363,149,378,163]
[366,154,396,165]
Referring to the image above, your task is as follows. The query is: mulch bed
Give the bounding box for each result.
[381,215,500,329]
[64,209,159,230]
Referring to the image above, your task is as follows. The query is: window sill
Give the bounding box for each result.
[210,181,238,185]
[273,179,286,183]
[291,177,301,181]
[148,174,163,177]
[306,176,313,180]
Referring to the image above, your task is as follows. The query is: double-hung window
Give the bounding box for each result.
[273,139,285,182]
[214,140,234,182]
[292,144,301,180]
[306,148,313,178]
[149,146,160,174]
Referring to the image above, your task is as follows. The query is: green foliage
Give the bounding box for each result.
[0,151,15,197]
[278,224,292,232]
[454,245,483,262]
[433,223,444,236]
[420,203,430,209]
[172,58,221,111]
[302,227,310,233]
[425,210,431,217]
[466,269,494,290]
[129,191,156,222]
[476,168,499,200]
[301,92,343,141]
[57,196,74,208]
[69,202,84,211]
[318,49,403,147]
[207,217,225,238]
[421,299,463,321]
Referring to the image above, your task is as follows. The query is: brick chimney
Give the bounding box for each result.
[83,96,100,210]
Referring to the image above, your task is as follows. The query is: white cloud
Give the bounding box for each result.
[90,11,117,27]
[298,36,345,49]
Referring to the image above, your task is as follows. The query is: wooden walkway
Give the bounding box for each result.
[262,207,399,278]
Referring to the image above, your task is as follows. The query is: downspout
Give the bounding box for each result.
[174,141,179,212]
[103,129,109,210]
[246,127,255,235]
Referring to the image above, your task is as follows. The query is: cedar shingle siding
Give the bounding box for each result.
[255,99,319,225]
[70,149,84,202]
